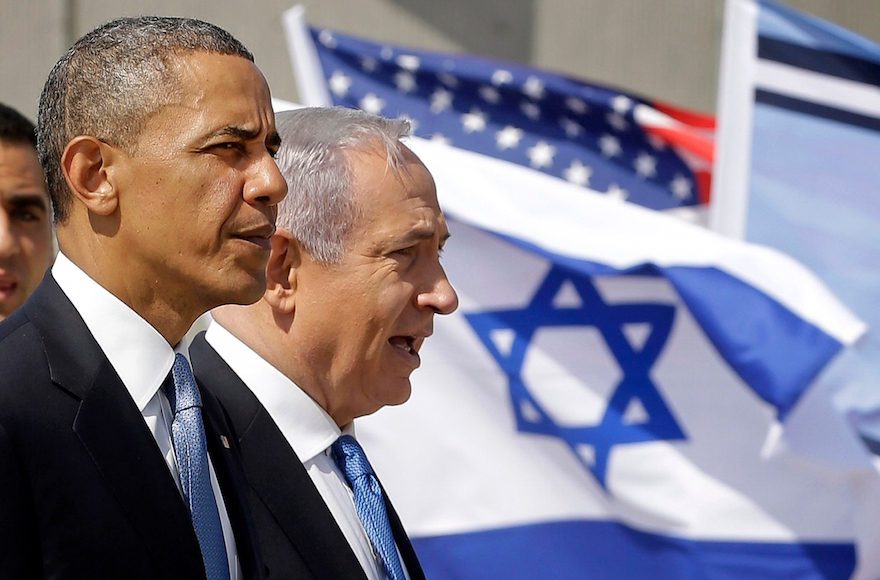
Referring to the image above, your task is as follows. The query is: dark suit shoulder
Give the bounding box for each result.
[0,301,31,341]
[0,277,214,580]
[191,332,263,437]
[0,308,46,368]
[0,310,47,377]
[191,332,375,580]
[0,313,70,432]
[0,305,46,372]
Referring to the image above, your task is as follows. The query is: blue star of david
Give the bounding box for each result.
[464,265,686,489]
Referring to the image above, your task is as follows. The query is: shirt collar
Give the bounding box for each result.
[52,252,179,411]
[205,320,343,462]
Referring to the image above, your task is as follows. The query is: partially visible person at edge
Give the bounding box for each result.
[0,102,52,321]
[190,106,458,580]
[0,16,287,580]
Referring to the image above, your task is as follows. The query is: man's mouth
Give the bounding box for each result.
[238,235,272,250]
[0,272,19,299]
[389,334,429,369]
[389,335,416,354]
[234,224,276,249]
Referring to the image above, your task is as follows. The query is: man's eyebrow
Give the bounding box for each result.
[6,193,49,211]
[398,224,449,246]
[203,125,261,141]
[203,125,282,152]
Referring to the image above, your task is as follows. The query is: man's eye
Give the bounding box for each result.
[393,246,416,257]
[214,142,243,152]
[11,209,41,223]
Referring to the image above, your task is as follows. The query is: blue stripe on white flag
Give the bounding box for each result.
[757,37,880,85]
[754,90,880,132]
[412,520,856,580]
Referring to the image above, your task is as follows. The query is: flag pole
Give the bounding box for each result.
[708,0,759,239]
[283,4,333,107]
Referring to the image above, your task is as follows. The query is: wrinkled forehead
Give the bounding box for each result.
[348,142,439,208]
[351,153,445,256]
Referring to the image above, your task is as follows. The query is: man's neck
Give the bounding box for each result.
[57,232,196,345]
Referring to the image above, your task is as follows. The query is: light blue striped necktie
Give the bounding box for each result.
[165,353,231,580]
[332,434,407,580]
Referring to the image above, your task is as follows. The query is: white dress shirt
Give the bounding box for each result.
[206,320,409,580]
[52,253,242,580]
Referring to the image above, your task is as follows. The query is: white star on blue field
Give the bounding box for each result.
[465,265,687,489]
[310,27,701,211]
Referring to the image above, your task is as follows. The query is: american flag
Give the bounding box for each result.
[301,25,715,211]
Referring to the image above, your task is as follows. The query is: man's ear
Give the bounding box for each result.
[264,228,300,313]
[60,136,120,216]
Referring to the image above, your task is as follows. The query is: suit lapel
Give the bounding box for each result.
[201,385,265,580]
[242,410,369,579]
[192,334,368,580]
[26,276,206,579]
[384,494,426,580]
[74,366,206,578]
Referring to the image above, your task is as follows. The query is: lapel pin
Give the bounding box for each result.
[220,435,230,449]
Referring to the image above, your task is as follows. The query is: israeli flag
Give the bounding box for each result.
[351,136,879,580]
[279,6,880,578]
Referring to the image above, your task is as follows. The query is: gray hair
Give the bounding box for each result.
[273,107,412,264]
[37,16,253,223]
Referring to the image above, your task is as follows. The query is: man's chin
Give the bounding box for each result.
[235,279,267,306]
[212,270,267,308]
[385,380,414,407]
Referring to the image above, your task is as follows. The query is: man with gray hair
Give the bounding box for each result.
[0,16,287,579]
[190,106,458,580]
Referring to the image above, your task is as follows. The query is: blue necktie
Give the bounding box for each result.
[332,434,407,580]
[165,353,231,580]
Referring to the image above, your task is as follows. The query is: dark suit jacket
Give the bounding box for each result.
[190,332,427,580]
[0,274,265,580]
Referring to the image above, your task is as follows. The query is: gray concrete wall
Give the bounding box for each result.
[1,0,71,119]
[2,0,880,122]
[532,1,724,111]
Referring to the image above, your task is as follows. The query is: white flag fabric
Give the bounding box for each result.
[279,8,880,578]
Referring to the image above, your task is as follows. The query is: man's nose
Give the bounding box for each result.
[0,210,19,258]
[419,263,459,315]
[244,155,288,207]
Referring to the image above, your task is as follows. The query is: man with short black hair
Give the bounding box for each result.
[192,106,458,580]
[0,16,286,579]
[0,103,52,321]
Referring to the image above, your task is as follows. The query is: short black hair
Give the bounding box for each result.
[0,103,37,147]
[37,16,254,223]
